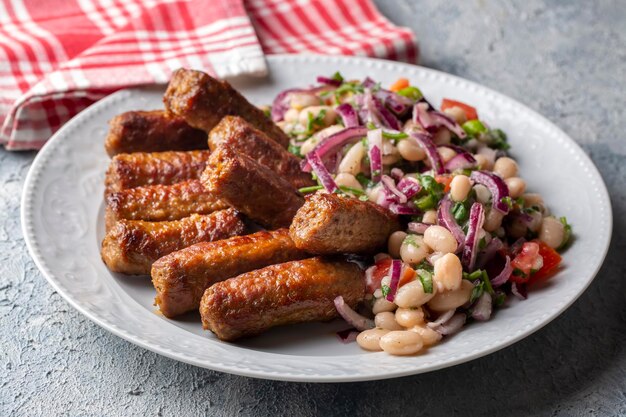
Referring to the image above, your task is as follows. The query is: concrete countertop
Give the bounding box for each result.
[1,1,624,415]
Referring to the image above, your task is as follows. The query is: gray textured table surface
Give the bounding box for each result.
[1,1,625,416]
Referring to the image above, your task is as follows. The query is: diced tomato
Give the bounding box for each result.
[390,78,409,92]
[441,99,478,121]
[366,258,392,293]
[398,266,416,287]
[435,175,453,193]
[527,240,562,285]
[509,242,542,283]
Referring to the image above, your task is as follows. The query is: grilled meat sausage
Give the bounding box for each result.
[104,110,207,156]
[290,192,401,255]
[101,210,245,275]
[201,146,304,229]
[104,150,211,194]
[152,229,308,318]
[105,179,229,231]
[208,116,314,189]
[200,257,365,341]
[163,68,290,148]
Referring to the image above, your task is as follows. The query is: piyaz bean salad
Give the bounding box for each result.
[268,73,572,356]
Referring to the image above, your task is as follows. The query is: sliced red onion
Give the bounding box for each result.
[306,152,338,193]
[374,89,414,114]
[430,111,467,139]
[427,309,456,328]
[444,152,477,172]
[410,132,444,175]
[334,296,375,331]
[476,237,504,268]
[437,196,465,249]
[271,88,301,122]
[408,222,430,234]
[413,102,437,130]
[367,128,383,183]
[361,77,377,88]
[434,313,466,335]
[381,175,407,204]
[317,76,342,87]
[385,259,403,302]
[301,126,368,172]
[396,176,422,199]
[511,282,528,300]
[373,97,402,130]
[376,187,396,209]
[389,203,422,216]
[462,202,486,271]
[509,237,527,256]
[336,103,359,128]
[336,329,360,343]
[390,167,405,181]
[471,292,493,321]
[470,170,511,214]
[490,255,512,287]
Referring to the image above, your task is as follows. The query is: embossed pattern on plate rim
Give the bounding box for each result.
[21,54,613,382]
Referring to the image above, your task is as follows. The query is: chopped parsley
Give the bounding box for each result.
[306,109,327,134]
[558,216,572,250]
[397,86,423,101]
[381,284,391,297]
[417,269,433,293]
[494,292,506,307]
[403,234,420,248]
[413,175,444,210]
[288,143,303,158]
[481,128,510,150]
[469,281,484,304]
[298,185,323,194]
[338,185,366,196]
[452,201,469,223]
[331,71,344,83]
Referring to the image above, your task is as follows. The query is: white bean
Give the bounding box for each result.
[356,328,389,351]
[298,106,337,128]
[375,312,404,331]
[427,279,474,312]
[284,108,300,123]
[505,177,526,198]
[449,175,472,202]
[438,147,457,163]
[409,325,442,346]
[338,141,366,175]
[523,193,544,208]
[400,235,430,264]
[433,253,463,291]
[372,297,396,314]
[395,307,425,328]
[367,184,384,203]
[539,216,565,249]
[397,139,426,161]
[483,208,504,232]
[424,225,458,254]
[290,92,321,110]
[379,330,424,355]
[422,210,437,224]
[473,153,493,171]
[394,279,437,309]
[388,231,407,258]
[335,173,363,192]
[493,157,518,179]
[443,106,468,124]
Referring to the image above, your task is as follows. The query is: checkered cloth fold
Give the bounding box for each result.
[0,0,417,150]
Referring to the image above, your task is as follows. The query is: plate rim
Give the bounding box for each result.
[20,53,613,382]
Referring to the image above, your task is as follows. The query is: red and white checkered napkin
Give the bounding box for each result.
[0,0,418,150]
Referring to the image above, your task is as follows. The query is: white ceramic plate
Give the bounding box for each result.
[21,55,612,382]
